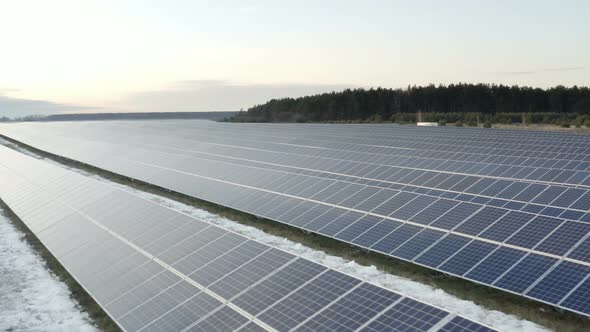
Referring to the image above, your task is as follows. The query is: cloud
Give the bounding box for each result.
[500,71,536,76]
[543,66,584,72]
[0,88,20,93]
[497,66,584,76]
[117,80,356,112]
[0,95,97,118]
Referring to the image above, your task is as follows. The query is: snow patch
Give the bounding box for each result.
[0,212,97,332]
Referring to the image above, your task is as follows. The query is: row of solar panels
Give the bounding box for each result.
[156,141,590,220]
[6,121,590,171]
[4,123,590,224]
[9,121,590,192]
[7,123,590,193]
[1,122,590,316]
[178,129,590,183]
[0,145,494,332]
[167,122,590,160]
[146,132,590,190]
[5,122,590,227]
[129,124,590,181]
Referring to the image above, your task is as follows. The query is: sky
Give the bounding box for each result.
[0,0,588,116]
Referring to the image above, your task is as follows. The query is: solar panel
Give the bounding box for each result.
[2,121,590,317]
[0,145,493,331]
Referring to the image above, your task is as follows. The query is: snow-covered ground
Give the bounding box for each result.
[0,138,549,332]
[0,212,97,332]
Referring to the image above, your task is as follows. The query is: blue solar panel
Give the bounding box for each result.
[534,222,590,256]
[414,235,471,268]
[189,240,268,287]
[505,216,563,249]
[438,316,496,332]
[360,298,447,332]
[465,178,497,195]
[257,270,361,331]
[289,204,332,227]
[390,196,438,220]
[231,258,326,315]
[335,214,382,242]
[465,247,526,284]
[512,183,547,201]
[371,224,423,254]
[188,306,249,331]
[439,241,498,275]
[303,208,347,232]
[559,210,584,221]
[354,189,398,212]
[209,249,294,299]
[141,292,222,332]
[351,220,402,248]
[454,207,508,236]
[429,203,481,230]
[392,229,445,260]
[571,192,590,210]
[319,211,365,236]
[296,283,401,332]
[478,211,533,242]
[494,254,557,295]
[552,188,587,208]
[526,262,590,304]
[568,237,590,263]
[278,201,320,224]
[561,277,590,316]
[410,199,459,225]
[521,204,543,214]
[533,186,568,205]
[372,192,418,216]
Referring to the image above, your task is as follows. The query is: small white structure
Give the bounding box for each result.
[417,122,439,126]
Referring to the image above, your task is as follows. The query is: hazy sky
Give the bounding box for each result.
[0,0,588,116]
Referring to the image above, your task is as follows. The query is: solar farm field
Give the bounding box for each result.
[0,143,495,332]
[1,120,590,330]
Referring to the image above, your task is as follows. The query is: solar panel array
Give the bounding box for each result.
[2,121,590,317]
[0,145,494,332]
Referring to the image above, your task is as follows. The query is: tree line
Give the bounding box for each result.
[228,84,590,126]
